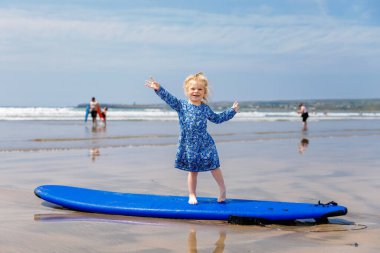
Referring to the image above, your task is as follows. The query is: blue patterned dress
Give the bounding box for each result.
[155,86,236,172]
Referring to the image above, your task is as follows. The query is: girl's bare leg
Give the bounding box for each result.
[188,172,198,204]
[211,168,226,202]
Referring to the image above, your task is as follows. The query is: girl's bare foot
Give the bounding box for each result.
[188,194,198,204]
[217,190,226,203]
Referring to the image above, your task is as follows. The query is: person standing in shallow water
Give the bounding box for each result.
[101,107,108,125]
[298,103,309,131]
[145,72,239,205]
[89,97,100,125]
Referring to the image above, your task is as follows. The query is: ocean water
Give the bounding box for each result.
[0,117,379,153]
[0,105,375,152]
[0,106,379,121]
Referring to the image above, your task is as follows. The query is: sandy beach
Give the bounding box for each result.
[0,119,379,252]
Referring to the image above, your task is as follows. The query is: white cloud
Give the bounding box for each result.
[0,5,379,73]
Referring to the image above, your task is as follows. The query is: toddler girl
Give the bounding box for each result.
[145,72,239,204]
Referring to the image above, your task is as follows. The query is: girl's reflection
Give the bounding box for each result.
[188,229,226,253]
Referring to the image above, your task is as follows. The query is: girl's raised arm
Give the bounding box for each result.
[145,77,160,91]
[206,102,238,124]
[232,101,239,113]
[145,77,182,112]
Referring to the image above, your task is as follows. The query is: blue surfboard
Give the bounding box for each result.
[84,105,90,122]
[34,185,347,224]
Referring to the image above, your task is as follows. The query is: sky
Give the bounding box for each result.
[0,0,379,106]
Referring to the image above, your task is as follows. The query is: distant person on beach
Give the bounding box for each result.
[145,72,239,205]
[90,97,100,124]
[298,103,309,130]
[101,107,108,124]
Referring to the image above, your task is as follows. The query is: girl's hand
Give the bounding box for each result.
[232,101,239,112]
[145,77,160,91]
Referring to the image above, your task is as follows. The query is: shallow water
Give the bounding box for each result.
[0,120,379,151]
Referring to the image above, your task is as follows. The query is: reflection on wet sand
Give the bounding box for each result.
[298,138,309,154]
[89,124,106,161]
[91,124,106,133]
[34,213,368,231]
[34,212,366,253]
[188,229,226,253]
[34,213,228,252]
[298,130,310,154]
[90,148,100,162]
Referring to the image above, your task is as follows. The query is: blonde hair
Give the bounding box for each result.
[183,72,209,103]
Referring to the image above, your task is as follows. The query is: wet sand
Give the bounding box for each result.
[0,120,379,252]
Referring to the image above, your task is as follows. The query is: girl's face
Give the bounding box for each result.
[186,79,206,105]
